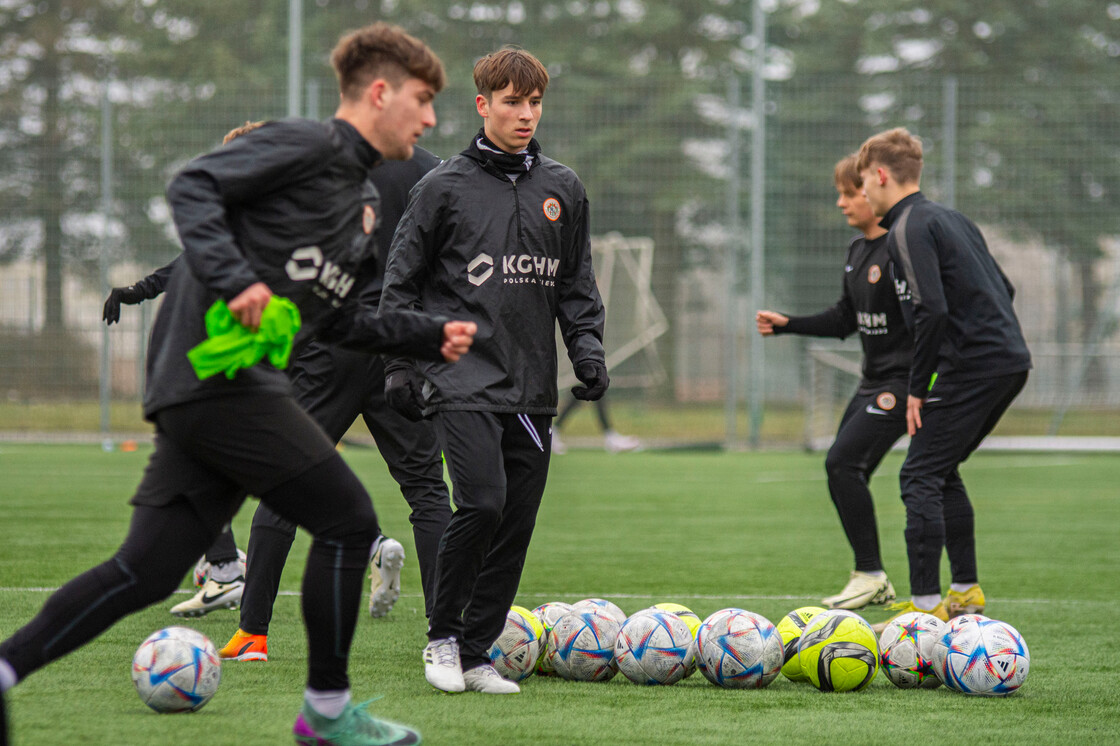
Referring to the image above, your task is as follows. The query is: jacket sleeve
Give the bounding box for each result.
[895,216,948,398]
[777,295,856,339]
[132,256,180,299]
[165,122,330,301]
[318,304,448,361]
[378,176,445,372]
[556,187,606,368]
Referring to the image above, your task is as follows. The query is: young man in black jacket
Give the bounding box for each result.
[756,153,907,611]
[103,148,451,657]
[380,47,607,694]
[0,24,473,746]
[856,127,1031,632]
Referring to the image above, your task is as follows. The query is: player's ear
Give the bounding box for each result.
[476,93,489,119]
[368,78,390,109]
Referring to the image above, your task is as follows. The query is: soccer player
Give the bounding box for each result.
[105,148,452,656]
[380,47,607,694]
[551,396,640,454]
[0,23,473,746]
[755,153,908,611]
[855,128,1031,631]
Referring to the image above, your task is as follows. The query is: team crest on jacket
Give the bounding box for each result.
[543,197,561,222]
[362,204,376,235]
[868,264,881,284]
[876,392,896,410]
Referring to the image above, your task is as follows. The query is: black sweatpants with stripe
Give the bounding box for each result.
[899,371,1028,596]
[426,411,552,671]
[0,394,376,692]
[237,343,451,635]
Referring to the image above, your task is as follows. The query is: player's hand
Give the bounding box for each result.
[906,394,924,436]
[572,360,609,401]
[385,367,427,421]
[102,286,147,325]
[755,310,788,336]
[227,282,273,332]
[440,321,476,362]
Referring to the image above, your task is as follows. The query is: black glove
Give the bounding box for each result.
[102,286,147,325]
[385,366,427,421]
[571,360,609,401]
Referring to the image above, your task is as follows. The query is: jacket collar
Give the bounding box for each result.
[462,128,541,178]
[331,117,381,171]
[878,191,925,230]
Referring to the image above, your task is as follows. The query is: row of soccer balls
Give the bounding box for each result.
[128,597,1031,713]
[489,599,1030,696]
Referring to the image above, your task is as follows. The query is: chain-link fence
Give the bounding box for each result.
[2,71,1117,445]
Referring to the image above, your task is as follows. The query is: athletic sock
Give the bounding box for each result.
[304,687,350,719]
[209,561,242,583]
[949,583,976,593]
[912,594,941,610]
[0,659,17,692]
[863,570,887,579]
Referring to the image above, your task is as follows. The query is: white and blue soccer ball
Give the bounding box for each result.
[614,610,692,685]
[694,608,745,680]
[931,614,989,683]
[132,626,221,713]
[531,601,573,676]
[696,609,783,689]
[571,598,627,624]
[488,606,545,682]
[939,618,1030,696]
[549,607,621,682]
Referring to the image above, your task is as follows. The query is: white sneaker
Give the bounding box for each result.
[604,430,641,453]
[170,577,244,617]
[821,571,896,610]
[424,637,464,692]
[368,537,405,618]
[463,664,520,694]
[551,432,567,455]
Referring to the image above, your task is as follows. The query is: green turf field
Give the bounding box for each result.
[1,443,1118,745]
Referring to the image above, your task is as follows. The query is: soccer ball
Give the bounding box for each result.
[878,612,946,689]
[488,605,545,682]
[694,608,745,680]
[572,598,627,624]
[940,618,1029,696]
[549,607,621,682]
[776,606,826,682]
[192,548,247,587]
[648,602,702,678]
[695,609,783,689]
[531,601,573,676]
[797,609,878,692]
[132,626,221,713]
[614,610,693,685]
[930,614,989,683]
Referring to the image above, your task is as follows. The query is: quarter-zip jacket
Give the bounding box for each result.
[380,136,606,415]
[879,192,1031,398]
[776,233,912,392]
[149,118,445,419]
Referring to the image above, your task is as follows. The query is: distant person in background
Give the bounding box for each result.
[756,153,907,612]
[551,395,639,453]
[857,127,1030,632]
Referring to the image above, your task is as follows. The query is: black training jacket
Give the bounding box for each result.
[146,118,445,419]
[879,192,1031,398]
[380,135,606,415]
[775,233,912,392]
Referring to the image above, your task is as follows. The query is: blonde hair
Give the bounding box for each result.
[833,153,862,193]
[222,121,265,144]
[856,127,923,184]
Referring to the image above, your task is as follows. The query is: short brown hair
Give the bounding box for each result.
[222,120,266,144]
[833,153,862,193]
[473,47,549,98]
[856,127,923,184]
[331,22,445,101]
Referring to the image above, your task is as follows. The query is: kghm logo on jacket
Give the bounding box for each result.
[285,246,356,307]
[468,253,494,286]
[503,254,559,286]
